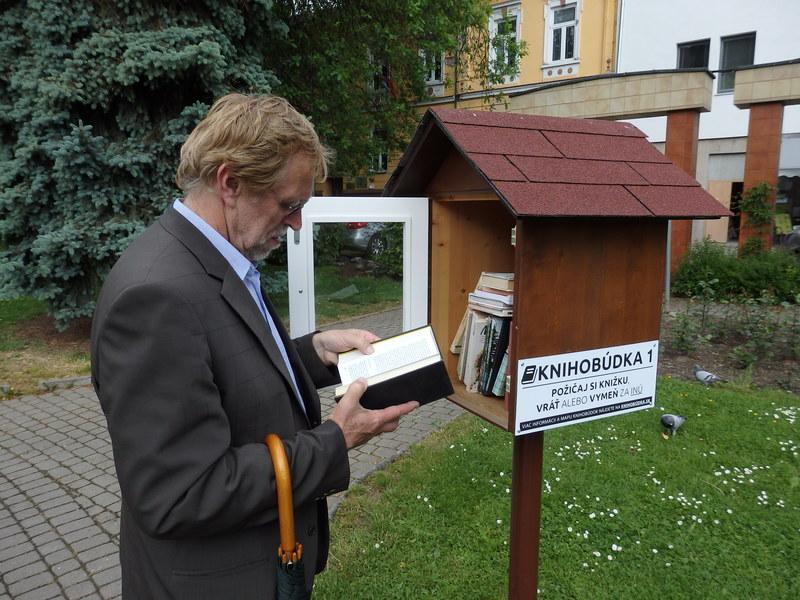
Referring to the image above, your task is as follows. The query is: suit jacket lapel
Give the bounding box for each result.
[262,294,321,426]
[219,273,305,403]
[160,207,309,421]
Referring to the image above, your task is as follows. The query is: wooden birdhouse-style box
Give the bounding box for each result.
[384,108,729,599]
[384,108,729,432]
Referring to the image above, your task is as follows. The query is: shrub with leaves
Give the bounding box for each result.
[673,239,800,303]
[373,222,403,279]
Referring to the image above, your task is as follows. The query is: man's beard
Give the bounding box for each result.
[243,231,285,262]
[243,246,272,262]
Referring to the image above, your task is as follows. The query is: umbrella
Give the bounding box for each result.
[265,434,309,600]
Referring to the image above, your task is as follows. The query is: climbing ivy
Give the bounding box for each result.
[740,182,775,227]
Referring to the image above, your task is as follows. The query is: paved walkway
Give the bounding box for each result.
[0,309,464,599]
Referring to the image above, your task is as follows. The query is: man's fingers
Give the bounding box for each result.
[380,418,402,433]
[379,400,419,421]
[341,378,368,404]
[350,330,378,355]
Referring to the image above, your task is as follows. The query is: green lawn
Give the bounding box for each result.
[265,264,402,324]
[316,378,799,599]
[0,297,48,350]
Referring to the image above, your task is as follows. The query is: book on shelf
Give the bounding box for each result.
[456,310,470,381]
[482,316,511,396]
[334,325,453,410]
[490,349,509,397]
[462,311,489,392]
[449,308,469,355]
[478,271,514,292]
[476,284,513,298]
[470,288,514,306]
[467,299,513,318]
[479,316,499,395]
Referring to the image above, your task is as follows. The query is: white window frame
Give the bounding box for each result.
[543,0,580,66]
[489,2,522,83]
[286,196,429,337]
[420,49,445,85]
[369,129,388,174]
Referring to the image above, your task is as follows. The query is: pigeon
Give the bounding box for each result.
[660,414,685,438]
[694,364,725,386]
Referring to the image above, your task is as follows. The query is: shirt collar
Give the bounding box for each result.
[173,198,255,281]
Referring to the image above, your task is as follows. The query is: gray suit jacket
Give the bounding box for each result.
[91,207,349,599]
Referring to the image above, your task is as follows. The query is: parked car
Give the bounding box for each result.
[782,227,800,255]
[341,222,388,257]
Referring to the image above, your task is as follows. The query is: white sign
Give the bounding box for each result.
[514,340,659,436]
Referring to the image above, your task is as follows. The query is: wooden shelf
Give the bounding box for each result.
[447,380,509,431]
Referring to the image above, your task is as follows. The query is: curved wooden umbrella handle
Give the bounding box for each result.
[265,434,299,560]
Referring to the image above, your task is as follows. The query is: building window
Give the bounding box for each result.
[420,49,445,97]
[677,39,710,69]
[545,1,578,64]
[489,3,521,82]
[370,130,388,174]
[421,50,444,84]
[371,61,390,94]
[718,32,755,93]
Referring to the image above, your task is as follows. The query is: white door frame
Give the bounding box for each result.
[286,196,429,337]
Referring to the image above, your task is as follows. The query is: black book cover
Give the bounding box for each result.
[357,361,454,410]
[482,317,510,396]
[334,325,454,410]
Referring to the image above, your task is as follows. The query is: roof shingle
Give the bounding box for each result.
[542,130,672,163]
[446,124,561,157]
[507,156,647,185]
[434,108,645,138]
[384,107,730,219]
[496,182,653,217]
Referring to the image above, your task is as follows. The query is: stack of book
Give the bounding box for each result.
[451,272,514,398]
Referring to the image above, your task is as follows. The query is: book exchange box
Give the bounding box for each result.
[384,107,729,600]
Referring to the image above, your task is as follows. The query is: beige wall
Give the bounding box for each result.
[508,71,712,119]
[693,138,747,242]
[734,62,800,109]
[704,180,733,243]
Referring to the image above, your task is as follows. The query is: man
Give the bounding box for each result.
[90,93,418,599]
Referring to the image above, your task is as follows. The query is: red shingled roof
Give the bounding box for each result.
[384,108,730,219]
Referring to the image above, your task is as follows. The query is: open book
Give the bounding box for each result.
[335,325,454,410]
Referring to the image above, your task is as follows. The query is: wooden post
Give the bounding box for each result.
[508,432,544,599]
[505,217,667,600]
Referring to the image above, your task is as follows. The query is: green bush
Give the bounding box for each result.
[313,223,347,266]
[373,222,403,279]
[673,239,800,303]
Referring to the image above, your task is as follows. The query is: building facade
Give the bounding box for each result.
[343,0,800,254]
[345,0,620,193]
[616,0,800,244]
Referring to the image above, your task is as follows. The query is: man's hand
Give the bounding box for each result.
[329,379,418,450]
[312,329,379,366]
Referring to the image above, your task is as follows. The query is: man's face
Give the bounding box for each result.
[226,154,315,261]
